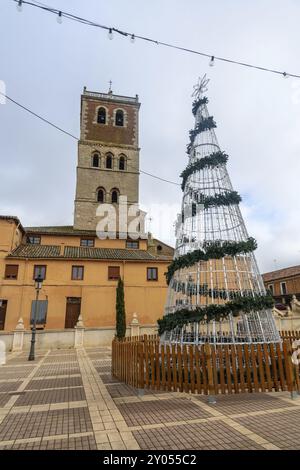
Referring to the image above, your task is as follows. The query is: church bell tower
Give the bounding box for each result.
[74,85,141,232]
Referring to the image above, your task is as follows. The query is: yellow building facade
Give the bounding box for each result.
[0,88,174,334]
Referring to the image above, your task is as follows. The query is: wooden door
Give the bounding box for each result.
[0,301,7,330]
[65,298,81,329]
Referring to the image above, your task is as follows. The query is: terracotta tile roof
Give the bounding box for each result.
[24,225,95,237]
[262,265,300,282]
[8,244,61,258]
[7,244,162,261]
[63,246,157,261]
[25,225,152,241]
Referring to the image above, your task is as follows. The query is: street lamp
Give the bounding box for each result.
[28,275,43,361]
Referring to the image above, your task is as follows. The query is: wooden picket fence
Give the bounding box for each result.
[280,330,300,341]
[112,335,300,395]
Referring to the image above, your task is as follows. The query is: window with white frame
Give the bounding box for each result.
[280,282,287,295]
[268,284,274,295]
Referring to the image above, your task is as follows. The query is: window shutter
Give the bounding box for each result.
[108,266,120,279]
[5,265,19,279]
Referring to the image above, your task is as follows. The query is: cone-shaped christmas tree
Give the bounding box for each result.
[159,76,280,345]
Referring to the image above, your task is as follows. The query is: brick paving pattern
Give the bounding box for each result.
[236,408,300,449]
[25,376,83,390]
[0,407,92,440]
[0,346,299,450]
[134,421,264,450]
[0,381,22,392]
[119,398,211,426]
[195,393,295,415]
[14,387,86,406]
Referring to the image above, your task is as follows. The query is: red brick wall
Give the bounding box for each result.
[82,97,139,147]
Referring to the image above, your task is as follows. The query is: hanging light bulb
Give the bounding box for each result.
[57,11,63,24]
[108,28,113,40]
[17,0,23,12]
[283,72,289,79]
[130,34,135,43]
[209,56,215,67]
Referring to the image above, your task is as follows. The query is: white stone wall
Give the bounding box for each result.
[0,325,157,351]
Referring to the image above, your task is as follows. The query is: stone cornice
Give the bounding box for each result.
[78,140,140,151]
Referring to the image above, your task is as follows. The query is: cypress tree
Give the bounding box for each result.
[116,278,126,339]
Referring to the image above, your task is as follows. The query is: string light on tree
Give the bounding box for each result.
[209,56,215,67]
[17,0,22,12]
[130,34,135,43]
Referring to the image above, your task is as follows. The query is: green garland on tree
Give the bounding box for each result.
[187,116,217,154]
[157,294,274,335]
[192,96,208,116]
[116,278,126,339]
[196,190,242,208]
[171,279,255,300]
[165,237,257,284]
[181,151,228,190]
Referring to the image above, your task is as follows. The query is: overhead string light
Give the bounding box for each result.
[108,28,113,40]
[11,0,300,80]
[56,11,62,24]
[0,89,181,187]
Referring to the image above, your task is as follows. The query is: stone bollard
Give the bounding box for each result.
[130,312,140,338]
[12,317,25,352]
[74,314,85,348]
[0,340,5,365]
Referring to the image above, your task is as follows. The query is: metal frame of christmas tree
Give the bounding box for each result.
[159,76,281,345]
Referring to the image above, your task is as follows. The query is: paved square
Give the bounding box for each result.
[134,421,264,450]
[0,347,299,450]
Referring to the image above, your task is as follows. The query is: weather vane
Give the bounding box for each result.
[192,74,210,100]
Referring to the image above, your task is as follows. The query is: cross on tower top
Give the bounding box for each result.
[108,80,113,94]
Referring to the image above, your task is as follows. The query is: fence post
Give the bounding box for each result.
[204,343,216,403]
[138,342,145,396]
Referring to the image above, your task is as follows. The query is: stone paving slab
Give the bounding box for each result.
[235,408,300,449]
[0,381,22,393]
[118,397,212,427]
[0,347,300,450]
[35,366,80,377]
[133,421,264,450]
[0,407,92,440]
[195,392,296,415]
[0,434,97,450]
[25,376,83,390]
[14,387,86,406]
[100,375,121,385]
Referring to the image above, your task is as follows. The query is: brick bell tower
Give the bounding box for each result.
[74,85,142,232]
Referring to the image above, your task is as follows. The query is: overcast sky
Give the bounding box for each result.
[0,0,300,273]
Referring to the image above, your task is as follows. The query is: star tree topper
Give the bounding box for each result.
[192,75,210,100]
